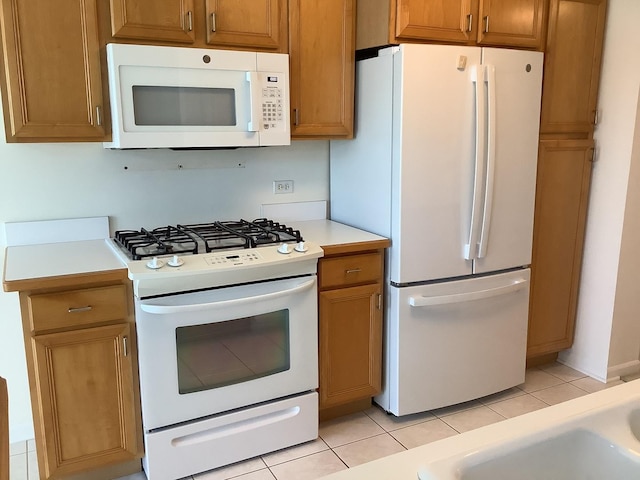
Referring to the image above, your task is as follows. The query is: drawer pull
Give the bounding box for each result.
[345,268,362,274]
[123,336,129,357]
[68,305,92,313]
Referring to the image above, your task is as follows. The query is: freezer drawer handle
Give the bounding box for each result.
[408,278,527,307]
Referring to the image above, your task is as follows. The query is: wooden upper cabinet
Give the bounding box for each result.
[108,0,287,51]
[540,0,607,135]
[110,0,196,43]
[477,0,546,48]
[357,0,545,50]
[394,0,477,44]
[205,0,287,50]
[289,0,355,138]
[0,0,106,142]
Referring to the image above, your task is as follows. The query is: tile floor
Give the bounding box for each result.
[9,363,626,480]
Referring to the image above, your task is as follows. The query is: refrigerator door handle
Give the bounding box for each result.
[408,278,527,307]
[464,65,486,261]
[478,64,496,258]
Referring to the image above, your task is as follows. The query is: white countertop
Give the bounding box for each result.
[3,220,389,290]
[293,220,389,250]
[3,239,126,287]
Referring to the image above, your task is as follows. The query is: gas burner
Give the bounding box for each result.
[113,218,303,260]
[114,225,198,260]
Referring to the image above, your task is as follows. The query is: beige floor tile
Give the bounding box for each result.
[430,399,483,418]
[519,369,565,393]
[195,457,266,479]
[486,393,548,419]
[478,387,526,405]
[319,412,385,448]
[530,383,588,406]
[440,406,505,433]
[262,438,329,467]
[364,405,435,432]
[571,377,623,393]
[27,450,39,480]
[390,418,458,449]
[333,433,406,467]
[540,362,587,382]
[233,469,276,480]
[10,452,28,480]
[269,450,347,480]
[113,473,147,480]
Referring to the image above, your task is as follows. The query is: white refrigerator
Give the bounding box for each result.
[330,44,543,416]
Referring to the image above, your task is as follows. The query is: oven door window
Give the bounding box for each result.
[176,310,290,394]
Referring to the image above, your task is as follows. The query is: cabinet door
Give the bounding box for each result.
[32,324,141,479]
[110,0,195,43]
[289,0,355,138]
[528,140,594,358]
[0,0,105,141]
[394,0,477,44]
[477,0,545,48]
[205,0,286,51]
[319,284,382,409]
[539,0,607,135]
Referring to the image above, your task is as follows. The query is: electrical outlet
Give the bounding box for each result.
[273,180,294,194]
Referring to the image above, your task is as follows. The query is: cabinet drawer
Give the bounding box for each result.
[319,253,382,289]
[27,285,129,333]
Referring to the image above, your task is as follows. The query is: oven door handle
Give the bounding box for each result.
[139,278,316,314]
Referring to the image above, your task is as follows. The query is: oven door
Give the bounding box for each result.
[135,275,318,431]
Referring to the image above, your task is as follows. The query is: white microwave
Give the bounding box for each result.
[104,43,290,149]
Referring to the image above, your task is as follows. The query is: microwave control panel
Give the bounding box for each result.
[261,84,284,131]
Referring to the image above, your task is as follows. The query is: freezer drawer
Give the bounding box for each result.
[377,269,530,416]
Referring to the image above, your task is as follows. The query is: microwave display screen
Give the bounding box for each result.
[132,86,237,126]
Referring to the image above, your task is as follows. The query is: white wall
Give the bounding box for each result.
[0,95,330,442]
[559,0,640,380]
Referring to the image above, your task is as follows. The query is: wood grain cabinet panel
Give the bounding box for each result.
[528,140,594,357]
[357,0,545,50]
[108,0,287,51]
[205,0,286,50]
[288,0,355,138]
[110,0,196,43]
[539,0,607,135]
[16,273,143,480]
[0,0,106,141]
[32,324,140,479]
[317,248,385,418]
[319,284,382,408]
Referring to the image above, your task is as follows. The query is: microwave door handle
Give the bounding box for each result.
[246,72,261,132]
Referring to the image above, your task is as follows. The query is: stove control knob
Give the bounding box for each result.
[277,243,292,254]
[294,241,308,252]
[146,257,164,270]
[167,255,184,267]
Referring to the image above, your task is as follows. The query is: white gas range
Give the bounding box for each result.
[109,218,324,480]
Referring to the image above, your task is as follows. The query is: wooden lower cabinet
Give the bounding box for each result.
[528,139,594,358]
[17,272,143,480]
[317,248,385,419]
